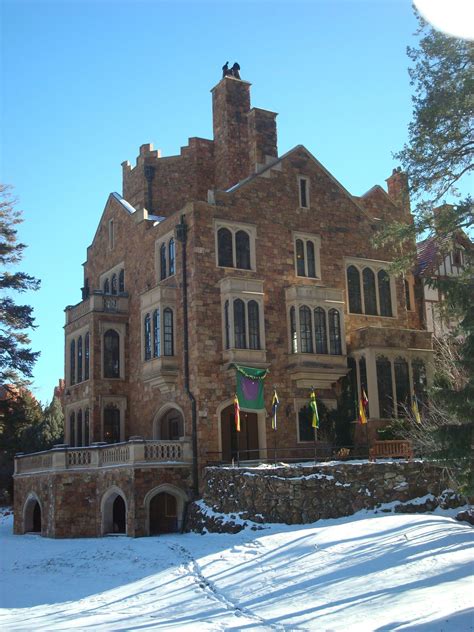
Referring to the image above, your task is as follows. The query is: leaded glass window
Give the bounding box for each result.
[290,306,297,353]
[296,239,305,276]
[306,241,316,278]
[236,230,251,270]
[378,269,392,317]
[168,238,175,276]
[119,269,125,293]
[224,301,230,350]
[412,359,427,405]
[248,300,260,350]
[347,266,362,313]
[163,308,174,356]
[363,268,377,315]
[234,299,246,349]
[84,333,90,380]
[314,307,328,354]
[111,273,117,295]
[104,405,120,444]
[70,339,76,385]
[104,329,120,378]
[298,405,314,441]
[299,305,313,353]
[153,309,160,357]
[160,243,167,280]
[394,357,410,417]
[328,308,342,355]
[144,313,151,360]
[77,336,83,382]
[376,356,393,418]
[218,228,233,267]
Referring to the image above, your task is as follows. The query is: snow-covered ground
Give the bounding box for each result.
[1,506,473,631]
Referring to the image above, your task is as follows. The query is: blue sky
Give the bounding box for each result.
[0,0,463,403]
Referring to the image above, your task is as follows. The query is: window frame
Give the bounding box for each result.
[297,175,310,209]
[287,303,345,356]
[156,231,177,282]
[345,257,397,318]
[214,220,257,272]
[293,232,321,280]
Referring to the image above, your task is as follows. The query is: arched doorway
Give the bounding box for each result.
[149,492,178,534]
[220,404,259,462]
[101,487,127,535]
[23,496,42,533]
[153,406,184,440]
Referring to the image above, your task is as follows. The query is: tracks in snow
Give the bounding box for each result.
[168,542,286,631]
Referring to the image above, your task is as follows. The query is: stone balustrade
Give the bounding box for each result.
[14,439,192,475]
[65,293,129,325]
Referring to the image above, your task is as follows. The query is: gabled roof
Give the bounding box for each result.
[416,231,472,276]
[225,145,377,225]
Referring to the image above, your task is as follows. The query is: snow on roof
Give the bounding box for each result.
[111,192,136,214]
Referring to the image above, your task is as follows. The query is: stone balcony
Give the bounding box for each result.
[349,326,433,353]
[65,292,129,325]
[286,352,348,389]
[14,439,192,475]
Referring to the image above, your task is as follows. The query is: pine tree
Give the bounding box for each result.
[0,184,40,384]
[40,396,64,449]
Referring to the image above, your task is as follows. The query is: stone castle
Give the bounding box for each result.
[14,72,433,537]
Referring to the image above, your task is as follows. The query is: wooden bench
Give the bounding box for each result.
[369,440,413,461]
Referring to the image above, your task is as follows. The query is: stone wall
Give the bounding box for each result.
[186,462,462,533]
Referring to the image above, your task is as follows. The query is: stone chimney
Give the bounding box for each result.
[386,167,411,215]
[212,76,251,190]
[248,107,278,172]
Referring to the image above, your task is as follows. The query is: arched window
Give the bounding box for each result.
[163,308,174,356]
[104,278,110,294]
[290,306,297,353]
[296,239,305,276]
[103,404,120,444]
[394,357,410,417]
[168,238,175,276]
[224,300,230,350]
[314,307,328,354]
[218,228,233,267]
[248,300,260,350]
[153,309,160,357]
[376,356,393,418]
[306,241,316,278]
[157,409,184,440]
[111,273,118,295]
[378,270,392,317]
[234,299,246,349]
[299,305,313,353]
[347,266,362,314]
[236,230,251,269]
[160,243,167,280]
[69,412,75,447]
[144,313,151,360]
[77,409,83,447]
[84,409,90,446]
[70,339,76,385]
[77,336,83,383]
[84,332,90,380]
[104,329,120,378]
[328,309,342,355]
[119,269,125,293]
[363,268,377,315]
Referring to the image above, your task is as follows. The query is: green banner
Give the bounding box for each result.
[235,365,268,410]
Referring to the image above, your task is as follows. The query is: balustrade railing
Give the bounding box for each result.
[14,439,191,475]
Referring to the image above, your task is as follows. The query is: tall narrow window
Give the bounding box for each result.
[328,308,342,355]
[168,238,175,275]
[111,273,117,295]
[290,306,297,353]
[404,278,411,311]
[104,278,110,294]
[236,230,251,269]
[84,409,90,446]
[163,308,174,356]
[359,356,369,417]
[218,228,233,267]
[376,356,393,418]
[77,336,83,383]
[70,340,76,385]
[299,305,313,353]
[306,241,316,277]
[84,332,90,380]
[77,409,83,448]
[69,412,75,447]
[298,405,314,441]
[103,405,120,444]
[224,300,230,350]
[248,300,260,350]
[104,329,120,378]
[153,309,160,357]
[108,219,114,249]
[347,357,358,421]
[378,270,392,317]
[296,239,305,276]
[314,307,328,354]
[234,299,246,349]
[299,177,309,208]
[119,269,125,293]
[144,313,151,360]
[363,268,377,315]
[160,243,167,280]
[394,357,410,417]
[347,266,362,314]
[412,359,427,405]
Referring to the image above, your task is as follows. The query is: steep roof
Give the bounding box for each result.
[416,231,472,276]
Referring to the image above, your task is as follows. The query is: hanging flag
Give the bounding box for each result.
[309,390,319,429]
[358,389,369,425]
[234,393,241,432]
[271,389,280,430]
[412,391,421,423]
[235,365,269,410]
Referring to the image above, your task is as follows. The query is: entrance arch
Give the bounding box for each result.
[101,486,127,535]
[153,404,185,440]
[144,484,187,535]
[218,401,267,462]
[23,493,42,534]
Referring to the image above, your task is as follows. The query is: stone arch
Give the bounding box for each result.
[143,484,188,535]
[216,398,267,462]
[101,486,128,535]
[23,492,42,534]
[152,403,185,440]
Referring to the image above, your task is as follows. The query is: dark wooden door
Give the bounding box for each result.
[221,405,259,462]
[149,492,178,534]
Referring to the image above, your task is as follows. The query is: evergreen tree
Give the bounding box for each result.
[40,396,64,449]
[0,184,40,384]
